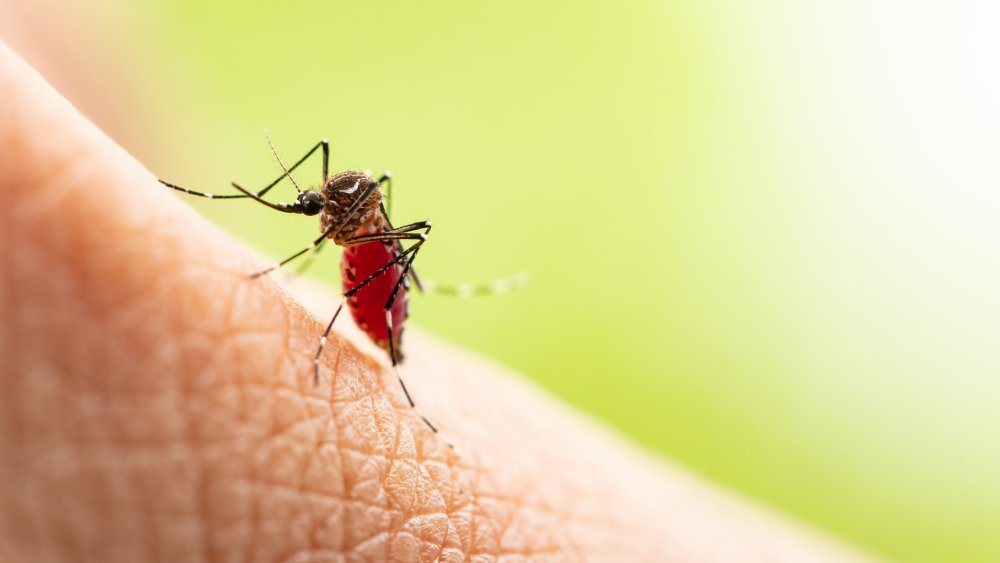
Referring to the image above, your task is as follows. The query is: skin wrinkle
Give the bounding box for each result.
[191,322,239,561]
[242,296,322,560]
[339,417,416,558]
[377,399,408,560]
[371,393,453,559]
[8,143,152,560]
[326,342,350,556]
[251,360,318,550]
[180,338,211,563]
[422,461,458,558]
[284,394,329,562]
[282,296,332,560]
[246,376,262,563]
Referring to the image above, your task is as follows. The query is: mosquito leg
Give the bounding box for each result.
[162,179,304,215]
[381,220,431,234]
[249,229,334,278]
[159,180,251,200]
[383,240,452,442]
[377,172,393,223]
[158,138,328,201]
[374,171,418,288]
[321,138,330,182]
[384,242,421,366]
[292,237,328,277]
[343,222,431,246]
[373,197,429,293]
[385,286,450,439]
[418,272,529,297]
[228,182,304,214]
[313,300,346,385]
[374,171,427,288]
[405,263,425,293]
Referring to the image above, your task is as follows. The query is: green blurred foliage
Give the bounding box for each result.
[7,0,999,560]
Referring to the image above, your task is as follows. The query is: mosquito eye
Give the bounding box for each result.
[300,191,323,215]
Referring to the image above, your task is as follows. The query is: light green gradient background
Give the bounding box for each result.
[6,1,999,561]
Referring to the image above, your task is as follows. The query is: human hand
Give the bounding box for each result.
[0,40,870,562]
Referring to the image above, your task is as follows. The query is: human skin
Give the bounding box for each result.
[0,41,872,562]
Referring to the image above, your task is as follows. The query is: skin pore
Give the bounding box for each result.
[0,41,871,562]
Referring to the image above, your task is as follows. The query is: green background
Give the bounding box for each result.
[4,1,999,561]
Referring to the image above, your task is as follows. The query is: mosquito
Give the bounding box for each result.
[159,131,522,439]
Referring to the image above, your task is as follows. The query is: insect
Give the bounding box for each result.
[160,132,456,435]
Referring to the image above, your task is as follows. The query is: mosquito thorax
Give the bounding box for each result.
[319,171,385,242]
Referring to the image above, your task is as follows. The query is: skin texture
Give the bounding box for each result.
[0,40,874,562]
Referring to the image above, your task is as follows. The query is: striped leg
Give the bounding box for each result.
[158,137,329,201]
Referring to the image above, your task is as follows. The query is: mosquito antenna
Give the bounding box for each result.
[264,128,302,194]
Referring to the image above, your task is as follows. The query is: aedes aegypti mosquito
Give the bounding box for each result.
[159,131,523,440]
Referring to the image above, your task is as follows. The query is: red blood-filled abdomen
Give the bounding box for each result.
[341,238,408,363]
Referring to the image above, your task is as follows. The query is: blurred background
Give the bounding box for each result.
[2,1,998,560]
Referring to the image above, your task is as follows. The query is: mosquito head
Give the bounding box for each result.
[296,190,324,216]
